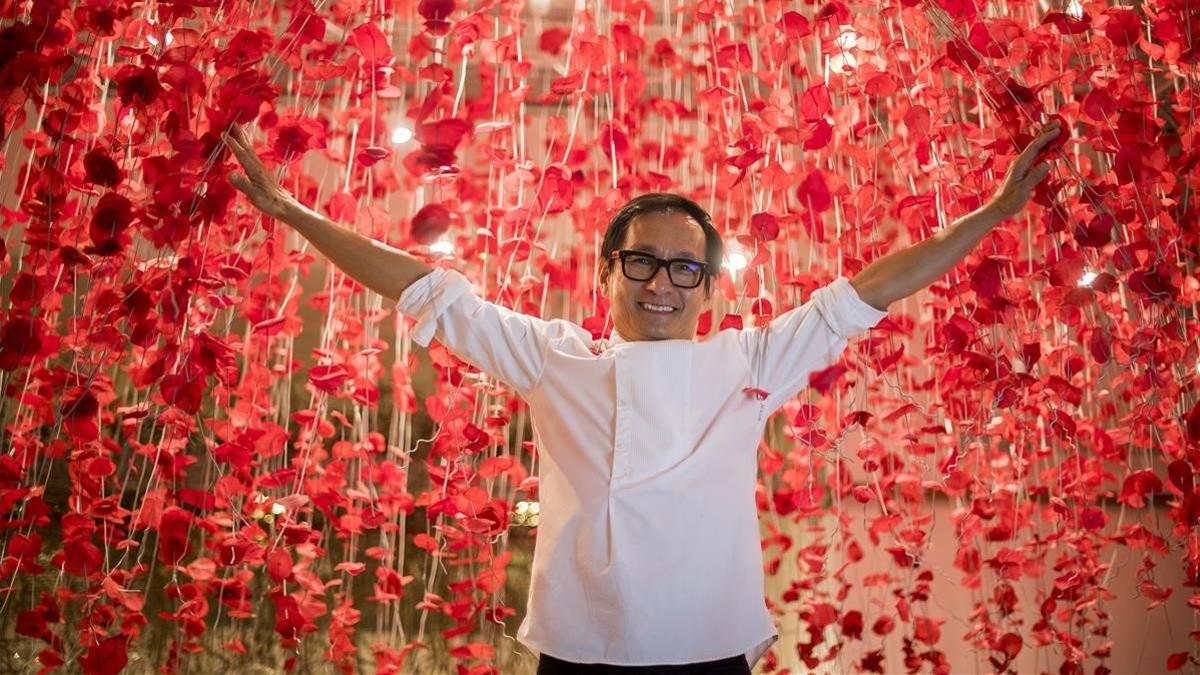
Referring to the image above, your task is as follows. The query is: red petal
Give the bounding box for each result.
[1042,11,1091,34]
[335,561,367,575]
[415,117,471,149]
[970,257,1005,299]
[1168,460,1194,494]
[411,203,452,244]
[797,169,832,213]
[1167,652,1190,671]
[350,23,393,65]
[1186,401,1200,445]
[267,548,294,582]
[83,149,124,187]
[417,0,454,20]
[80,637,128,675]
[750,212,779,241]
[808,363,847,394]
[778,12,811,38]
[539,28,571,55]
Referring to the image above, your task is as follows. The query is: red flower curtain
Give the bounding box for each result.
[0,0,1197,672]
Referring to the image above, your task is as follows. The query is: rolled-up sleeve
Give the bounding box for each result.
[397,268,551,394]
[742,276,888,412]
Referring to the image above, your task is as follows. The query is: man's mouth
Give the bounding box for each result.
[638,302,677,314]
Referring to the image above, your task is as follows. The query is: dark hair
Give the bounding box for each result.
[600,193,724,288]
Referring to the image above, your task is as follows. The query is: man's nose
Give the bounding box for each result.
[644,264,673,292]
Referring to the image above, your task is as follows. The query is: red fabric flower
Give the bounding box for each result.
[410,203,452,244]
[82,149,124,187]
[79,636,128,675]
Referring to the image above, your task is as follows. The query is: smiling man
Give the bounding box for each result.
[223,120,1061,674]
[598,198,723,342]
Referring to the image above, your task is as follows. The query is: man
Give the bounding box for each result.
[223,119,1061,673]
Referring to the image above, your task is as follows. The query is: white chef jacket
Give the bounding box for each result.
[396,267,888,667]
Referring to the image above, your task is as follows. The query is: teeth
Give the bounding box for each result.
[640,303,675,313]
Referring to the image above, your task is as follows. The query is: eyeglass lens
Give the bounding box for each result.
[622,253,703,288]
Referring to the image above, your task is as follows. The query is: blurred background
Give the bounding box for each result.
[0,0,1197,672]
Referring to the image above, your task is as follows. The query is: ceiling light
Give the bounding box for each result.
[390,126,414,145]
[723,252,748,272]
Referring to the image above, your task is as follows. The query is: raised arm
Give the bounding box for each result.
[849,120,1063,310]
[222,124,432,302]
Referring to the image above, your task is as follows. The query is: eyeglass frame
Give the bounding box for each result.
[608,250,710,289]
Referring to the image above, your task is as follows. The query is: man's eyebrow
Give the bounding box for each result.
[629,245,663,256]
[628,243,700,260]
[630,245,701,259]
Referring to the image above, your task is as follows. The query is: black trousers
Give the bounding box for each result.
[536,653,751,675]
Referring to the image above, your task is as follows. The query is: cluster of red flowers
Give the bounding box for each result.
[0,0,1197,673]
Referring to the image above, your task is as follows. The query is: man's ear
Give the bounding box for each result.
[597,260,611,298]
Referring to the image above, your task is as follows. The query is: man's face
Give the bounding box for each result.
[598,210,714,341]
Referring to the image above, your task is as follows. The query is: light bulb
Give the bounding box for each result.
[723,252,748,272]
[1078,270,1098,287]
[390,126,413,145]
[429,238,455,255]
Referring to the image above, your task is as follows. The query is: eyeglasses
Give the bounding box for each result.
[609,250,708,289]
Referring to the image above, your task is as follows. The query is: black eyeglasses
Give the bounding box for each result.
[609,250,708,289]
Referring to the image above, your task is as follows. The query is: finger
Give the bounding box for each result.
[223,123,248,151]
[229,172,266,198]
[1026,130,1057,155]
[1010,151,1035,180]
[1013,128,1059,176]
[228,171,250,192]
[234,123,254,148]
[1040,124,1060,138]
[226,143,261,181]
[222,137,250,171]
[222,129,251,163]
[1019,162,1051,188]
[1030,124,1061,149]
[226,131,268,176]
[223,126,252,165]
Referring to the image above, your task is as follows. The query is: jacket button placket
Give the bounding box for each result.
[612,350,631,485]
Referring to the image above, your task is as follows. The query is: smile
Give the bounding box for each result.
[639,302,677,314]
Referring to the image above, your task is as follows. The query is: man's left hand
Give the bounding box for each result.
[985,120,1063,219]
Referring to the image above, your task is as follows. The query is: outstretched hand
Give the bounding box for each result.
[223,124,301,221]
[986,119,1063,219]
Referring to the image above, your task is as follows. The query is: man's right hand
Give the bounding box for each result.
[220,122,433,302]
[223,123,304,221]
